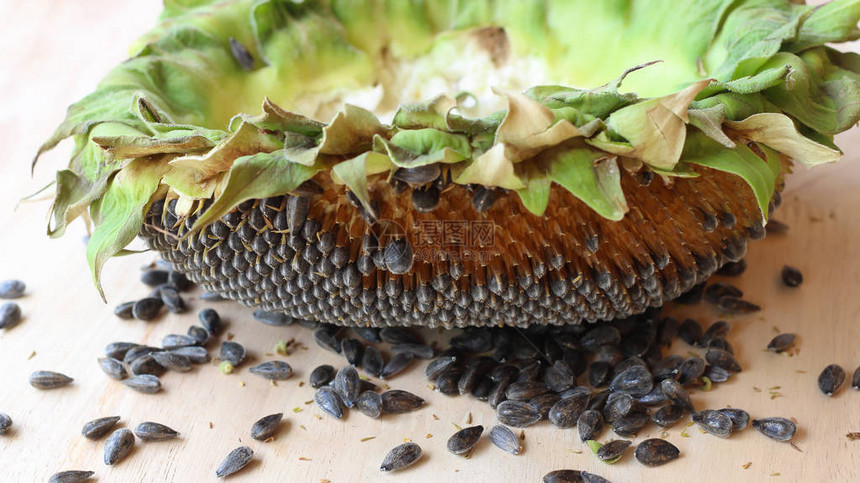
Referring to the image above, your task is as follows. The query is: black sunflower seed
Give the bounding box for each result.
[104,428,134,465]
[581,472,612,483]
[393,164,441,185]
[381,390,424,414]
[186,326,210,346]
[134,422,179,441]
[634,439,680,466]
[140,270,169,287]
[352,326,381,343]
[588,361,612,388]
[0,279,25,299]
[717,296,761,315]
[611,412,649,437]
[97,357,128,380]
[121,374,161,394]
[505,381,549,401]
[220,341,246,366]
[120,346,155,365]
[340,338,364,366]
[752,417,796,442]
[198,309,222,335]
[249,361,293,380]
[160,286,186,314]
[334,366,361,407]
[767,333,796,353]
[167,271,192,291]
[228,36,255,71]
[548,391,589,429]
[852,366,860,391]
[596,439,631,462]
[356,390,382,419]
[542,469,583,483]
[0,412,11,434]
[381,352,415,379]
[314,386,344,419]
[660,379,695,413]
[252,310,292,326]
[700,321,730,347]
[707,337,734,354]
[130,355,166,377]
[360,346,384,378]
[450,329,494,353]
[250,413,283,441]
[447,425,484,455]
[704,365,730,383]
[609,365,653,397]
[543,360,576,393]
[652,355,684,381]
[488,425,521,455]
[781,266,803,287]
[651,404,684,428]
[113,301,135,320]
[411,185,441,212]
[716,259,747,277]
[425,356,458,381]
[383,238,414,274]
[162,334,198,350]
[309,365,335,388]
[169,346,210,364]
[379,327,422,345]
[215,446,254,477]
[380,442,422,472]
[818,364,846,396]
[677,318,702,346]
[496,400,541,428]
[718,408,750,431]
[438,367,465,396]
[528,393,560,419]
[391,343,434,360]
[705,349,742,373]
[693,409,733,438]
[105,342,140,361]
[132,297,163,321]
[636,386,668,406]
[581,325,621,349]
[151,351,192,373]
[704,282,743,305]
[82,416,121,440]
[48,470,95,483]
[577,409,604,442]
[29,370,73,389]
[313,328,341,354]
[603,393,643,423]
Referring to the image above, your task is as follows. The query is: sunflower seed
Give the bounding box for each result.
[677,318,702,346]
[496,400,541,428]
[693,409,733,438]
[250,413,283,441]
[636,386,668,406]
[314,387,343,419]
[220,341,246,366]
[596,439,631,462]
[29,370,73,389]
[609,365,653,396]
[134,422,179,441]
[425,356,458,381]
[253,310,292,326]
[309,365,335,388]
[0,279,25,299]
[548,391,589,429]
[104,428,134,465]
[718,408,750,431]
[198,309,222,334]
[700,321,730,347]
[752,417,797,442]
[660,379,695,413]
[334,366,360,407]
[97,357,127,380]
[781,266,803,287]
[853,366,860,390]
[588,361,611,388]
[767,333,796,353]
[488,424,520,455]
[151,351,192,373]
[612,412,649,437]
[169,346,210,364]
[675,284,705,305]
[356,390,382,419]
[716,259,747,277]
[818,364,846,396]
[380,442,422,472]
[542,469,583,482]
[130,355,166,377]
[447,425,483,455]
[582,325,621,349]
[141,270,169,287]
[704,365,730,383]
[634,438,680,466]
[0,412,11,434]
[249,361,293,381]
[352,326,381,343]
[506,381,550,401]
[576,409,603,442]
[360,346,384,377]
[82,416,121,440]
[704,283,743,305]
[160,286,186,313]
[48,470,95,483]
[717,296,761,315]
[528,393,561,419]
[381,352,415,379]
[411,185,441,212]
[651,404,684,428]
[705,349,742,373]
[0,302,21,329]
[543,360,576,393]
[162,334,198,350]
[186,326,210,346]
[167,271,192,291]
[581,472,612,483]
[216,446,254,477]
[450,329,494,353]
[393,164,441,185]
[313,328,341,354]
[132,297,163,321]
[105,342,139,360]
[122,345,157,364]
[381,390,424,414]
[340,338,364,366]
[391,343,434,360]
[121,374,161,394]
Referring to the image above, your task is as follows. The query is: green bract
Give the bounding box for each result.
[36,0,860,295]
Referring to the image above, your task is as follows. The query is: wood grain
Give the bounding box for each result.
[1,2,858,481]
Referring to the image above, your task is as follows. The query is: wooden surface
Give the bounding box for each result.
[1,2,859,481]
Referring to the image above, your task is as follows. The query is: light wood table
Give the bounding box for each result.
[1,2,858,481]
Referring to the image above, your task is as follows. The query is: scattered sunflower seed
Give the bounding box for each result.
[334,366,361,408]
[716,296,761,315]
[0,412,11,434]
[380,352,415,379]
[313,328,341,354]
[186,325,210,345]
[704,283,743,305]
[355,390,382,419]
[596,439,631,463]
[381,390,425,414]
[818,364,846,396]
[82,416,121,440]
[129,354,166,377]
[361,346,384,378]
[767,333,796,353]
[253,309,293,326]
[380,442,422,472]
[853,366,860,391]
[578,410,604,442]
[48,470,95,483]
[496,400,541,428]
[104,428,135,465]
[250,413,283,441]
[719,408,750,431]
[161,334,197,350]
[705,349,742,373]
[169,346,210,364]
[341,338,364,366]
[314,386,344,419]
[609,365,653,397]
[121,374,161,394]
[104,342,140,361]
[134,422,179,441]
[0,279,25,299]
[309,365,335,389]
[488,425,521,455]
[29,370,73,389]
[216,446,254,478]
[447,425,483,455]
[160,286,186,313]
[97,357,128,380]
[752,417,797,442]
[660,379,695,413]
[634,439,680,466]
[543,469,583,483]
[581,472,612,483]
[132,297,163,321]
[141,270,169,287]
[220,341,246,366]
[151,351,192,373]
[198,308,222,334]
[692,410,733,438]
[0,302,22,329]
[652,404,684,428]
[548,392,589,429]
[781,266,803,287]
[249,361,293,380]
